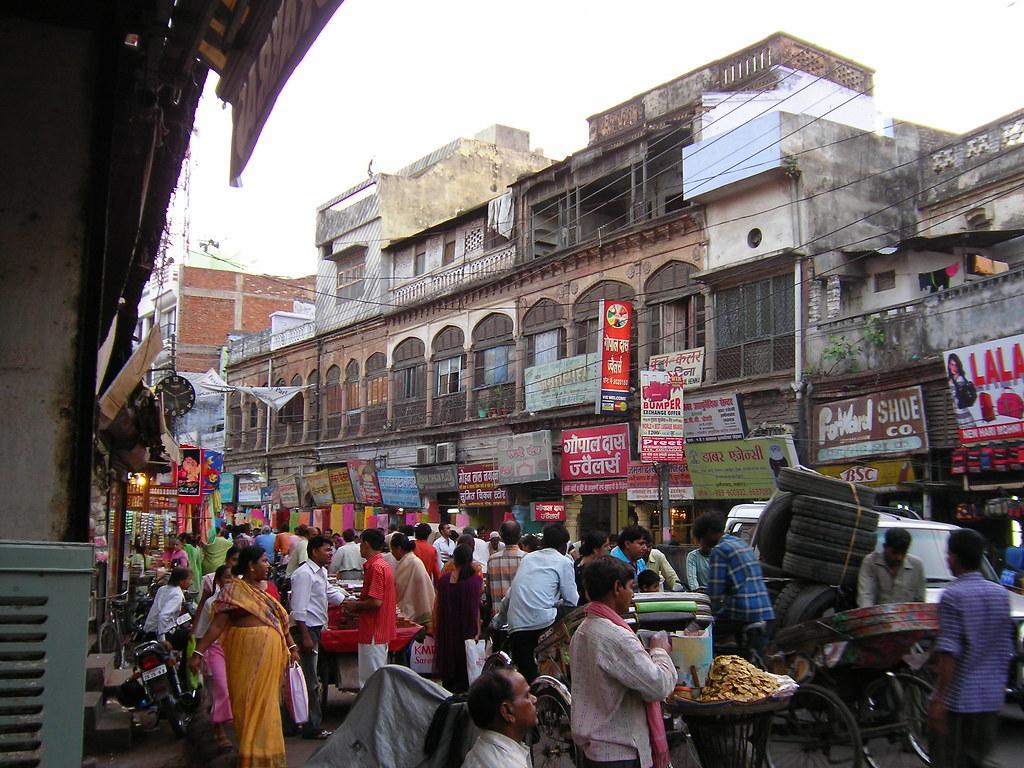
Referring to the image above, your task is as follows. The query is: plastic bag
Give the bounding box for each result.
[287,663,309,724]
[465,639,487,685]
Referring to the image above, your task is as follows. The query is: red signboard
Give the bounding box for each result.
[944,334,1024,444]
[175,446,202,504]
[596,300,632,414]
[458,463,509,507]
[561,424,630,495]
[347,459,382,506]
[532,502,566,522]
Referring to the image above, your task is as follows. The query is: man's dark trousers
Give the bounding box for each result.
[934,711,999,768]
[289,625,323,735]
[509,625,551,683]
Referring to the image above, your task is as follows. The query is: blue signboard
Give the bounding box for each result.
[376,469,423,508]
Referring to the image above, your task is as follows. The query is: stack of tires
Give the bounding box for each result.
[753,467,880,627]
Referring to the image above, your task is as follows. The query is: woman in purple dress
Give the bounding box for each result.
[433,543,483,693]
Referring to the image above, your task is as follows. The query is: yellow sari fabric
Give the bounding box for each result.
[215,580,290,768]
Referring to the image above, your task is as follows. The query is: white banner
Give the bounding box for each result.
[193,368,308,411]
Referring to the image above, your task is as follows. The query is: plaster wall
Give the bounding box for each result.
[703,178,794,270]
[0,20,94,539]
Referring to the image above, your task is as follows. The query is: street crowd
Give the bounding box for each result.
[132,512,1015,768]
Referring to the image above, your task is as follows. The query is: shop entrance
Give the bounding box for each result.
[578,495,614,536]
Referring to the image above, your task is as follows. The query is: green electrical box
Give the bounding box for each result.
[0,540,94,767]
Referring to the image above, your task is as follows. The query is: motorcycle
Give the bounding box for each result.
[116,612,199,737]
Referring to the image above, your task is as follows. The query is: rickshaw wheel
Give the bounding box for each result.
[530,687,577,768]
[768,683,863,767]
[858,673,932,768]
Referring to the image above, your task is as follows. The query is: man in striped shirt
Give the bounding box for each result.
[487,521,527,607]
[929,528,1015,768]
[341,529,397,687]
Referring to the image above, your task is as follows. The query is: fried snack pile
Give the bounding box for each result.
[698,655,779,702]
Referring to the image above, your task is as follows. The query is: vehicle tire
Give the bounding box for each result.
[789,515,878,549]
[783,552,862,589]
[773,582,841,627]
[530,681,576,768]
[777,467,878,507]
[768,683,863,767]
[786,533,875,565]
[97,621,118,655]
[792,497,880,530]
[753,492,794,568]
[160,700,190,738]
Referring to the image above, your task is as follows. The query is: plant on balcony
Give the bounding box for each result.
[820,334,861,375]
[863,316,886,348]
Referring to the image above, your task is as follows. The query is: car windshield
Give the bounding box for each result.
[875,527,998,583]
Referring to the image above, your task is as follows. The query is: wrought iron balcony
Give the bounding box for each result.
[392,245,515,307]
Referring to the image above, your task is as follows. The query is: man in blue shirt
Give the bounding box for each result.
[609,524,649,578]
[929,528,1015,768]
[703,513,774,651]
[255,525,276,555]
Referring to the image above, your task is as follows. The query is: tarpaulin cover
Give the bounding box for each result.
[305,665,478,768]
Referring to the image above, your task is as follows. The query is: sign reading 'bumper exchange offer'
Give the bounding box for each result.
[686,436,799,499]
[561,424,630,495]
[639,370,685,462]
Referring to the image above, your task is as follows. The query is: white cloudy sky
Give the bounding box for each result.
[173,0,1022,277]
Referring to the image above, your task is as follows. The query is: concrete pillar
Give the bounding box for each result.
[513,336,526,412]
[358,376,367,435]
[426,358,436,424]
[464,348,476,420]
[564,495,582,540]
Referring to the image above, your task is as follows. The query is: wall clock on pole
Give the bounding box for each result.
[155,374,196,418]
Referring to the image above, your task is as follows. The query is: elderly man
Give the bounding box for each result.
[571,556,676,768]
[857,527,926,608]
[330,528,364,581]
[463,666,537,768]
[929,529,1015,768]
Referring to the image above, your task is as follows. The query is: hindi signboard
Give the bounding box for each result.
[525,353,599,412]
[327,466,356,504]
[683,393,747,443]
[237,479,262,505]
[561,423,630,495]
[944,334,1024,444]
[347,459,383,506]
[414,464,459,494]
[812,386,928,464]
[219,472,236,504]
[458,464,509,507]
[596,300,632,414]
[176,446,202,504]
[639,370,685,462]
[685,436,799,499]
[626,462,693,501]
[648,347,705,390]
[304,470,335,506]
[278,475,301,508]
[496,430,553,485]
[532,502,566,522]
[377,469,423,508]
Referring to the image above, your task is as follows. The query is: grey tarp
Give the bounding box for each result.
[305,665,478,768]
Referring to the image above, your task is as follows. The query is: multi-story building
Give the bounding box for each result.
[224,34,1024,544]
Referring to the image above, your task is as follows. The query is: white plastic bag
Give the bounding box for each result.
[465,639,487,685]
[286,662,309,724]
[410,635,438,675]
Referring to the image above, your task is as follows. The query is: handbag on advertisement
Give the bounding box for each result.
[286,662,309,725]
[465,639,487,685]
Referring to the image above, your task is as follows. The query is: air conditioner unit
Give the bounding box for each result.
[415,445,435,466]
[436,442,457,464]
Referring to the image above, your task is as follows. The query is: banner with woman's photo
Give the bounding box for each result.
[944,333,1024,444]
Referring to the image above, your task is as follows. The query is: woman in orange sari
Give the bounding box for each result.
[189,546,298,767]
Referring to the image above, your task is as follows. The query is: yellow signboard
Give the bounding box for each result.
[816,460,916,487]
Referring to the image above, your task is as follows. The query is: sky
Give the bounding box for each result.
[172,0,1023,277]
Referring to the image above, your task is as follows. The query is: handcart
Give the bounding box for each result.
[766,601,939,768]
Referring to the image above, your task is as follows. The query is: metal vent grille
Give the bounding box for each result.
[0,595,47,768]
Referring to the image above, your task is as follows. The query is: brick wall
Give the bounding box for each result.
[178,295,234,345]
[241,296,296,331]
[182,265,238,291]
[241,273,315,299]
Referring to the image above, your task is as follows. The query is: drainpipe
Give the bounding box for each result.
[265,356,272,479]
[790,173,807,463]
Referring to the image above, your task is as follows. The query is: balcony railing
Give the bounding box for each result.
[228,321,316,362]
[393,399,426,430]
[433,392,466,425]
[392,245,515,307]
[365,406,387,433]
[474,384,515,418]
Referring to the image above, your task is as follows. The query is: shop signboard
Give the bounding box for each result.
[596,300,632,415]
[686,436,799,499]
[626,462,693,501]
[944,333,1024,444]
[524,353,599,412]
[639,370,685,462]
[259,485,275,507]
[219,472,236,504]
[648,347,705,390]
[683,393,747,443]
[816,459,917,487]
[496,430,553,485]
[377,469,423,508]
[176,446,202,503]
[532,502,566,522]
[304,470,335,506]
[414,464,459,494]
[278,475,300,508]
[458,463,508,506]
[812,386,929,464]
[201,450,223,496]
[561,423,630,495]
[327,466,356,504]
[348,459,383,506]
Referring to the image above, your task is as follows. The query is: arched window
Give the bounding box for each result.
[273,377,288,445]
[228,391,242,448]
[473,314,514,388]
[344,360,360,412]
[433,326,465,396]
[248,400,259,430]
[523,298,565,367]
[392,338,426,428]
[645,261,705,358]
[284,374,304,443]
[306,370,318,439]
[573,281,634,356]
[324,365,342,435]
[365,352,389,432]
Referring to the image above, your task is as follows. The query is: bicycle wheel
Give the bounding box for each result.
[859,673,932,768]
[768,683,863,767]
[97,621,118,654]
[530,689,577,768]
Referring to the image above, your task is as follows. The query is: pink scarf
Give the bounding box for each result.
[583,601,669,768]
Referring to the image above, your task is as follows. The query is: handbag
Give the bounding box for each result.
[286,662,309,725]
[465,639,487,685]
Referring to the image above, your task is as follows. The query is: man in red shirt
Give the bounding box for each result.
[342,528,397,687]
[413,523,441,583]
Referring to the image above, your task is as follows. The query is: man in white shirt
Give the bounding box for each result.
[143,567,192,645]
[329,528,364,581]
[496,524,579,682]
[463,666,537,768]
[463,526,492,575]
[289,535,347,739]
[433,522,456,570]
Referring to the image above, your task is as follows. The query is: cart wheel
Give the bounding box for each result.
[858,673,932,768]
[768,683,863,767]
[530,687,577,768]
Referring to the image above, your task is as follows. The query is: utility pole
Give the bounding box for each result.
[660,462,671,543]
